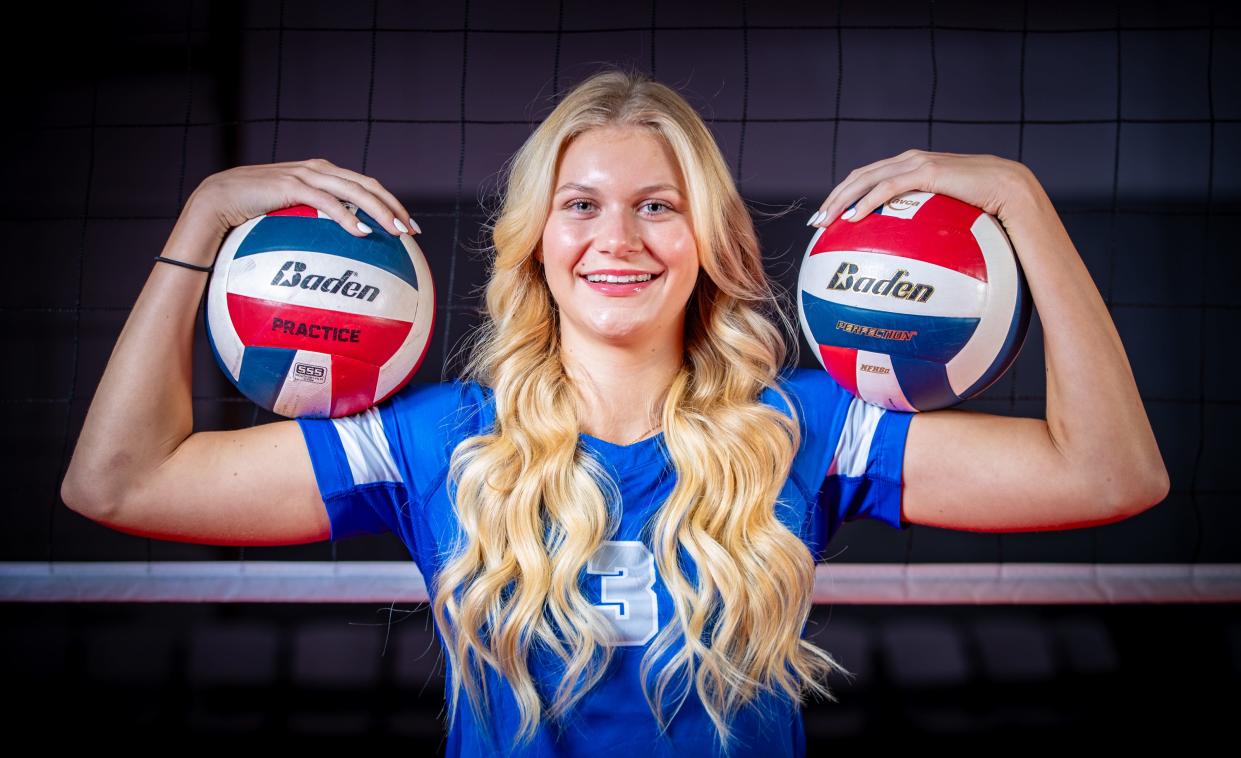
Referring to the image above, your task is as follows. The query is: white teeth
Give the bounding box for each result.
[584,273,654,283]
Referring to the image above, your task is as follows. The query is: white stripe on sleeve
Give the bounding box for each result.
[331,405,404,486]
[827,396,885,479]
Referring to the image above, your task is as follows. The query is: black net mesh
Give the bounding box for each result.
[2,0,1239,741]
[7,0,1235,567]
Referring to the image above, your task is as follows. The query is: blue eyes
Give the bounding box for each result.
[566,200,672,215]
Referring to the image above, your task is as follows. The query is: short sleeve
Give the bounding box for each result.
[776,368,915,545]
[295,380,476,544]
[821,388,914,531]
[297,402,409,543]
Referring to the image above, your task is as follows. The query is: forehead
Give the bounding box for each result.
[555,126,682,187]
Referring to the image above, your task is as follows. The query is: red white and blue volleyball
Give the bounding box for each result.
[797,191,1033,412]
[205,203,435,419]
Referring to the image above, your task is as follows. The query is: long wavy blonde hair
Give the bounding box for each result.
[431,66,849,752]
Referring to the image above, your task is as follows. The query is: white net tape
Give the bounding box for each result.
[3,562,1240,604]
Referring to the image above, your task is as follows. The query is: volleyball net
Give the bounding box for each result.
[5,1,1238,605]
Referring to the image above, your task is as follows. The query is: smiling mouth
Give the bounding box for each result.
[578,272,663,283]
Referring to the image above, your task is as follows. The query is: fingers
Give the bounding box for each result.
[287,178,377,238]
[845,163,936,221]
[295,159,420,237]
[812,156,920,228]
[816,151,915,221]
[810,149,930,228]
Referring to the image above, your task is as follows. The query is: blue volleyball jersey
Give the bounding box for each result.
[296,367,913,757]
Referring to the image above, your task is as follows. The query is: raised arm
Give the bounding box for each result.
[811,151,1169,532]
[60,160,417,546]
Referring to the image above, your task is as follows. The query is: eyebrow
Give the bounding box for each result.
[554,182,684,197]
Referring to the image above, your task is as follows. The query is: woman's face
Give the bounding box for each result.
[538,125,699,349]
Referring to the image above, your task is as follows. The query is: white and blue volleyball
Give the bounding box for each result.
[205,203,435,419]
[797,191,1033,412]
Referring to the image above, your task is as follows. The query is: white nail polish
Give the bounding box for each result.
[841,207,857,221]
[394,218,409,234]
[357,221,373,235]
[409,218,422,234]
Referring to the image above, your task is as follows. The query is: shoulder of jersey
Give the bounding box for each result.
[387,378,491,444]
[782,366,850,398]
[765,366,831,407]
[765,366,860,438]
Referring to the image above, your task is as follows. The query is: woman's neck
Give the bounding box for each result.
[561,336,681,446]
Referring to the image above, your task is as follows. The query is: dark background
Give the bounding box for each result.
[2,0,1238,747]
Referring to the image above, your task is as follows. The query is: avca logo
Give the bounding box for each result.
[293,363,326,383]
[886,197,921,212]
[270,261,381,302]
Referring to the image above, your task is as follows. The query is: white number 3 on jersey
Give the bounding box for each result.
[586,540,659,646]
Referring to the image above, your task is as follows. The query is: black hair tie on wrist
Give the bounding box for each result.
[154,255,214,272]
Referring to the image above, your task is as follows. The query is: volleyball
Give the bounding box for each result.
[204,202,435,419]
[797,190,1033,412]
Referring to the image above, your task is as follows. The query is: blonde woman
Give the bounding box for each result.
[62,68,1168,755]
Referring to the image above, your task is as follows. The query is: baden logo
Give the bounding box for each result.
[827,262,934,303]
[270,261,380,302]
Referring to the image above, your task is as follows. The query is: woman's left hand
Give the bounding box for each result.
[809,149,1036,229]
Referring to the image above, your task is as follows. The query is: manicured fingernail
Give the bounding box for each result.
[841,207,857,221]
[394,218,409,234]
[807,210,823,226]
[356,221,373,235]
[409,218,422,235]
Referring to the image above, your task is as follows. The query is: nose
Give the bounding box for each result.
[596,206,643,256]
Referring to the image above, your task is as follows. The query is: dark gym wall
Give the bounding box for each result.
[3,0,1239,745]
[8,0,1237,565]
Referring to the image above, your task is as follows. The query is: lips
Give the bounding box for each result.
[579,271,663,280]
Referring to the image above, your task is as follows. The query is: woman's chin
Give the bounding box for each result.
[562,306,679,350]
[583,319,654,346]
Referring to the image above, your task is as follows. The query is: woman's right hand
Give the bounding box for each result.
[189,158,419,241]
